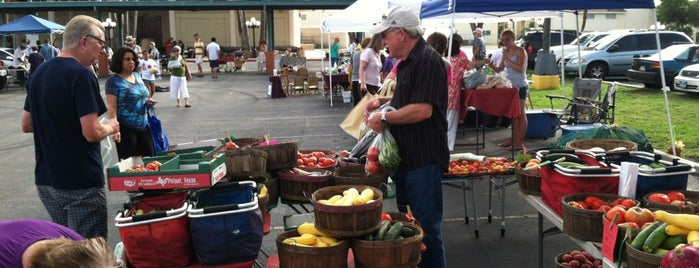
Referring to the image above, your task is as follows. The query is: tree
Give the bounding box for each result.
[657,0,699,38]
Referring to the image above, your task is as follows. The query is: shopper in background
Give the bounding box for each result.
[0,219,116,268]
[363,6,448,268]
[168,45,192,107]
[106,47,156,163]
[359,34,383,95]
[206,37,221,79]
[27,46,45,79]
[193,33,205,77]
[39,39,57,61]
[124,35,142,59]
[21,15,120,239]
[350,37,371,106]
[330,37,341,67]
[138,49,160,97]
[489,29,528,151]
[472,28,487,61]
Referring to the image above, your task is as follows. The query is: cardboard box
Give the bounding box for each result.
[525,109,558,138]
[107,154,227,191]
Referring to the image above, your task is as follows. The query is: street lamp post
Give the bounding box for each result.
[245,17,260,57]
[101,18,117,49]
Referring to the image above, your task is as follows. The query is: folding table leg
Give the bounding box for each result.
[499,176,506,237]
[462,181,469,224]
[487,179,493,223]
[469,179,479,238]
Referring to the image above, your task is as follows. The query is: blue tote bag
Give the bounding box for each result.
[148,107,169,153]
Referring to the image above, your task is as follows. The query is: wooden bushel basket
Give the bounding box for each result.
[276,230,350,268]
[231,137,263,147]
[259,142,298,171]
[311,185,383,237]
[625,234,662,268]
[278,169,332,201]
[562,193,631,242]
[225,148,267,180]
[264,175,279,209]
[333,165,388,196]
[517,162,542,196]
[566,138,638,151]
[352,221,423,268]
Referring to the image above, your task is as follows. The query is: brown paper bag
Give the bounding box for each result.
[339,93,375,139]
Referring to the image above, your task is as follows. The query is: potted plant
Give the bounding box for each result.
[667,140,684,157]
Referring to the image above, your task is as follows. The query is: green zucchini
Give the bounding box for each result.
[644,223,669,253]
[384,221,404,240]
[376,220,391,240]
[400,226,416,238]
[632,221,662,250]
[660,235,687,250]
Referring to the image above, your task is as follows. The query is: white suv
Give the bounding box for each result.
[560,31,692,79]
[540,31,610,63]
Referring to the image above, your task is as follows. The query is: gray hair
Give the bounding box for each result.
[62,15,104,50]
[402,25,424,39]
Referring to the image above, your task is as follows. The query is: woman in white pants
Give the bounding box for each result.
[168,46,191,107]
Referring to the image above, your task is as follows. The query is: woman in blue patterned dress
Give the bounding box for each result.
[105,47,156,162]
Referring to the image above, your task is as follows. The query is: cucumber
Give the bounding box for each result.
[632,221,663,250]
[558,162,586,169]
[384,221,404,240]
[376,220,391,240]
[400,226,416,238]
[660,235,687,250]
[643,223,669,253]
[542,153,585,164]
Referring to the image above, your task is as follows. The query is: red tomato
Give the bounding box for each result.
[297,152,304,159]
[597,205,612,213]
[338,150,350,157]
[670,200,686,206]
[312,151,325,158]
[365,161,380,174]
[322,158,335,166]
[296,159,304,166]
[667,191,686,202]
[381,212,392,221]
[567,201,586,210]
[605,206,626,223]
[648,193,671,204]
[449,161,458,168]
[624,207,654,226]
[584,196,603,208]
[367,147,380,162]
[146,162,157,171]
[620,198,637,209]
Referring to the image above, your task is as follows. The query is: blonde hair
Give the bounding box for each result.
[29,237,115,268]
[62,15,104,50]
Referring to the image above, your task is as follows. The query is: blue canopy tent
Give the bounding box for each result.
[0,14,64,34]
[417,0,680,153]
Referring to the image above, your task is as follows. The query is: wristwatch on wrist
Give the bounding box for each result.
[381,112,388,125]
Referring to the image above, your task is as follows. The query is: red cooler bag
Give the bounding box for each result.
[539,150,619,216]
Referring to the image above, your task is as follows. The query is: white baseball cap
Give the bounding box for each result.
[371,6,420,34]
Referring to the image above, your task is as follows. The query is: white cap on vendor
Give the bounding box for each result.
[371,6,421,34]
[171,45,181,52]
[125,35,135,45]
[473,28,483,34]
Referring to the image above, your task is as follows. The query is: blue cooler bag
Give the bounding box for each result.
[188,181,263,265]
[602,151,695,199]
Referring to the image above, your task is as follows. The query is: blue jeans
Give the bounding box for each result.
[330,57,339,67]
[393,163,447,268]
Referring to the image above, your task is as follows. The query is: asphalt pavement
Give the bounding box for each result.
[0,58,696,267]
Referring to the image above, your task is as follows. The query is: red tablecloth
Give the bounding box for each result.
[460,88,521,120]
[269,76,286,98]
[322,72,350,90]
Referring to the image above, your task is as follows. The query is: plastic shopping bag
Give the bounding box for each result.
[463,66,488,89]
[99,114,118,167]
[365,132,382,175]
[148,107,170,154]
[378,128,401,172]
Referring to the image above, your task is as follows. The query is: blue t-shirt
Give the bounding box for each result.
[105,73,150,128]
[0,219,83,268]
[24,57,107,189]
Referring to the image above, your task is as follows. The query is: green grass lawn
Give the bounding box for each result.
[527,77,699,160]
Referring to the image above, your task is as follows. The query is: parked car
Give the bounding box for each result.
[0,47,14,67]
[560,31,693,79]
[673,63,699,93]
[519,30,579,68]
[627,44,699,89]
[539,31,617,63]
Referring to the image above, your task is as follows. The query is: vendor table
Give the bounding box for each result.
[3,68,27,91]
[442,172,516,238]
[268,76,286,98]
[322,72,349,97]
[279,56,306,69]
[460,88,521,157]
[519,192,615,268]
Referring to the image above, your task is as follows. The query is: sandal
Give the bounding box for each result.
[185,104,191,108]
[497,141,512,147]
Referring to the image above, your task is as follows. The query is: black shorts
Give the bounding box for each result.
[116,125,155,160]
[209,60,220,68]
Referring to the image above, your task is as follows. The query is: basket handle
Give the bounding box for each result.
[130,211,169,222]
[203,203,240,214]
[548,149,576,154]
[665,165,692,173]
[302,190,312,202]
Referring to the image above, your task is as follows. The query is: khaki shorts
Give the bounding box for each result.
[195,55,204,64]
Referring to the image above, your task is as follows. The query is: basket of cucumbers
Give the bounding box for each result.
[352,220,424,268]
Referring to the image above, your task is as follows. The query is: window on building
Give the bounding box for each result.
[587,14,595,19]
[605,14,616,20]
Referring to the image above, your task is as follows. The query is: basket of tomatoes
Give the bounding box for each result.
[643,191,699,214]
[562,193,645,242]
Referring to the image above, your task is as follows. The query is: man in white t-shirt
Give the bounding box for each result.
[206,37,221,78]
[193,33,206,77]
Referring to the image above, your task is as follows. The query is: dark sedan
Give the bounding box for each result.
[627,44,699,89]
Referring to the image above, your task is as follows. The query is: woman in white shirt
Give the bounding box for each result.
[359,33,383,95]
